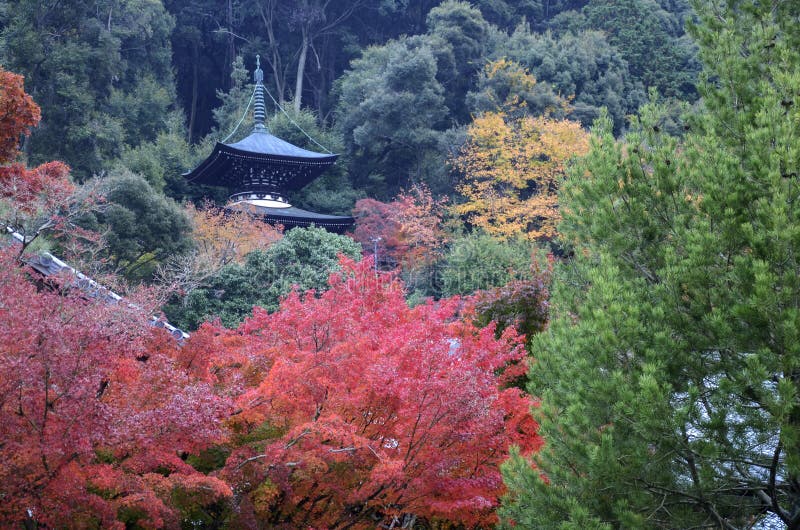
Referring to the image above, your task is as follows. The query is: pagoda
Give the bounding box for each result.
[183,56,354,233]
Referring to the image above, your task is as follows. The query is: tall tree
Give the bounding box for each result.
[581,0,699,101]
[85,169,194,282]
[452,106,589,241]
[426,0,490,123]
[500,0,800,526]
[498,26,647,132]
[334,35,448,193]
[0,67,40,163]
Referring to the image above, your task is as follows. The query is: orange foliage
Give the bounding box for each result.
[187,201,282,268]
[159,202,283,289]
[0,67,40,163]
[453,111,589,240]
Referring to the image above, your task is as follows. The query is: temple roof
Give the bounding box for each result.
[183,55,337,194]
[227,128,335,160]
[228,201,354,234]
[183,136,337,194]
[183,55,353,233]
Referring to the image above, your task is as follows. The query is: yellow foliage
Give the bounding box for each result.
[453,111,590,240]
[187,201,282,270]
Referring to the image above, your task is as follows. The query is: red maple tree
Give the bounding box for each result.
[352,184,447,272]
[0,67,104,262]
[203,258,541,528]
[0,67,234,528]
[0,247,234,528]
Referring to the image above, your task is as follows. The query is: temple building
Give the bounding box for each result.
[183,57,354,233]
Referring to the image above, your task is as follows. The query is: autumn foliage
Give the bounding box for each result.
[0,67,73,221]
[0,247,232,528]
[159,202,283,291]
[194,258,541,528]
[352,184,447,270]
[0,67,40,164]
[453,109,589,240]
[187,201,283,268]
[0,66,543,528]
[0,66,101,262]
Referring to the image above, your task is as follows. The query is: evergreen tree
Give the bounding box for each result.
[334,35,448,194]
[168,226,362,329]
[501,0,800,527]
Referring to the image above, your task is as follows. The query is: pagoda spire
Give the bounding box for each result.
[253,55,267,132]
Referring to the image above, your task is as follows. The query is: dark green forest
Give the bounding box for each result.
[0,0,698,195]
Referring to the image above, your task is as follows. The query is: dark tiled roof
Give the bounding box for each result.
[11,233,189,340]
[227,202,354,234]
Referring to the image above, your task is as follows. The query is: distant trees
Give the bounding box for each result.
[0,0,178,179]
[1,0,703,205]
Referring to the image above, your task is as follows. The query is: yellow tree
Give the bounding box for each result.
[157,202,282,291]
[453,111,589,240]
[454,59,589,240]
[187,201,282,268]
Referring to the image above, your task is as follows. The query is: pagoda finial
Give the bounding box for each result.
[253,54,267,131]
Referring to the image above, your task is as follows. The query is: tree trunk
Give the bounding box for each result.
[188,43,199,143]
[226,0,235,90]
[294,29,309,112]
[258,0,286,103]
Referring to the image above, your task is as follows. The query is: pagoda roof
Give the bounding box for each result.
[227,128,335,159]
[184,55,352,235]
[228,201,354,234]
[183,129,338,193]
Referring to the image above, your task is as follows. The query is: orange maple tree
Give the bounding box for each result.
[160,201,283,291]
[0,67,40,164]
[200,258,541,528]
[187,201,283,268]
[452,102,589,241]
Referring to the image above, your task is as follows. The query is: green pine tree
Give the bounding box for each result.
[500,0,800,527]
